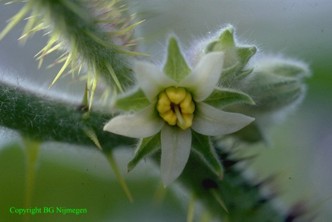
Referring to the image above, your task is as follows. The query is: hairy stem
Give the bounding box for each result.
[0,81,134,151]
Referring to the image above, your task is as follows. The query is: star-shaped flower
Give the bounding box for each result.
[104,37,255,186]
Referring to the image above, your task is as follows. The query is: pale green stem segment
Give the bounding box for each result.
[23,137,41,222]
[187,193,196,222]
[153,182,167,203]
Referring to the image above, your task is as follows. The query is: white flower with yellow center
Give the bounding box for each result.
[104,37,255,186]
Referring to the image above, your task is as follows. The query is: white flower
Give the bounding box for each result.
[104,38,254,186]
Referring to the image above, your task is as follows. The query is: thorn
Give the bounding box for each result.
[83,127,102,150]
[210,189,229,214]
[0,4,31,41]
[106,152,134,203]
[49,53,71,88]
[81,82,90,110]
[105,63,123,93]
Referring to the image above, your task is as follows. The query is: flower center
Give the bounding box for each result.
[157,87,195,130]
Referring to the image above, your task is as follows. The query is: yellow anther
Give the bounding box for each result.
[160,110,177,125]
[180,93,195,114]
[157,92,171,113]
[177,114,194,130]
[165,87,186,104]
[157,87,195,130]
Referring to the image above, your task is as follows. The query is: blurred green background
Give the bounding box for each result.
[0,0,331,221]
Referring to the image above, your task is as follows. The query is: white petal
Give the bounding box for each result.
[181,52,224,101]
[161,126,192,186]
[134,61,176,101]
[192,103,254,136]
[103,105,164,138]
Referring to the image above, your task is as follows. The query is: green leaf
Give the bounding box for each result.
[192,131,224,179]
[116,89,150,111]
[127,133,161,172]
[163,37,191,82]
[204,88,255,109]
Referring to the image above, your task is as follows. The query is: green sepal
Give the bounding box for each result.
[192,131,224,179]
[237,46,257,69]
[204,88,255,109]
[163,37,191,82]
[231,122,266,143]
[206,26,257,83]
[116,88,150,111]
[127,133,160,172]
[236,68,254,80]
[206,26,235,51]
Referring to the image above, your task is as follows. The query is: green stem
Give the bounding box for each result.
[0,81,134,152]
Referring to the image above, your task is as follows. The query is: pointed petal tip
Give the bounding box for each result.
[247,116,256,124]
[103,120,114,132]
[161,178,172,188]
[161,171,180,187]
[102,107,164,138]
[193,103,255,136]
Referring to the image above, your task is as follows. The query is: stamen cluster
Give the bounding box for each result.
[157,87,195,130]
